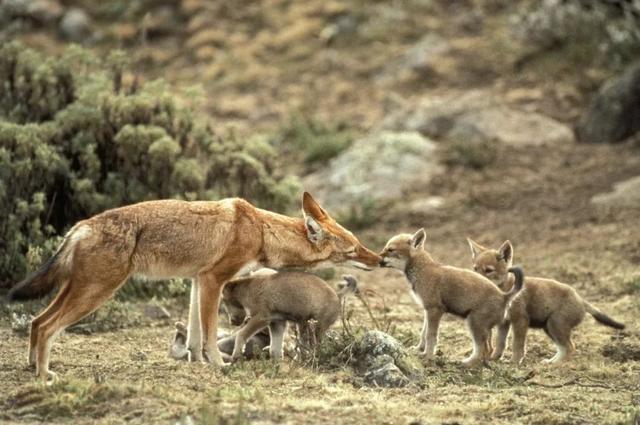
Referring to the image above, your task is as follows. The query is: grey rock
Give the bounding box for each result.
[382,89,494,138]
[60,8,91,42]
[383,90,573,146]
[359,330,406,359]
[450,106,574,147]
[591,176,640,208]
[576,61,640,144]
[304,131,442,213]
[358,332,411,388]
[363,356,410,388]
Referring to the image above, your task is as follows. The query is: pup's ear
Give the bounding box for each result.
[497,240,513,264]
[305,215,324,244]
[411,228,426,249]
[302,192,328,222]
[467,237,487,259]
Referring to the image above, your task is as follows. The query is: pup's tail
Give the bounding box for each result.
[584,302,625,330]
[504,265,525,301]
[7,225,85,302]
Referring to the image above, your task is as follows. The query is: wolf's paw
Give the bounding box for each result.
[461,357,482,368]
[489,351,504,361]
[39,370,58,386]
[187,348,203,363]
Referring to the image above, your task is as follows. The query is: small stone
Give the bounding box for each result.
[60,8,92,42]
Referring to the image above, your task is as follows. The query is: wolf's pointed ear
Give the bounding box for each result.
[302,192,328,221]
[497,240,513,264]
[411,228,426,249]
[467,237,486,259]
[305,215,325,244]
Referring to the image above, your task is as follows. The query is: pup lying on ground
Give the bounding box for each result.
[221,271,358,361]
[467,238,625,364]
[379,229,524,367]
[170,322,270,362]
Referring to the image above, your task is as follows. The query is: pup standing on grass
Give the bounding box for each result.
[379,229,524,367]
[467,238,625,364]
[222,271,358,361]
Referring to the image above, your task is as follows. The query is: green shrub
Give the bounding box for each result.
[276,113,354,167]
[0,42,299,289]
[443,138,497,170]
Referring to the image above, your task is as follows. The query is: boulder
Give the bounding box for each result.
[382,89,493,138]
[363,354,410,388]
[358,330,406,359]
[449,106,574,147]
[591,176,640,208]
[357,331,411,388]
[303,131,442,213]
[383,90,574,146]
[576,62,640,144]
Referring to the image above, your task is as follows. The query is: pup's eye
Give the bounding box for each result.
[485,268,495,273]
[387,248,395,253]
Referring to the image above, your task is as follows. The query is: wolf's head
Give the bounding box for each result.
[301,192,381,270]
[467,238,513,290]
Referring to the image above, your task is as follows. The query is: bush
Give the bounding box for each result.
[0,42,299,289]
[443,138,497,170]
[275,113,354,167]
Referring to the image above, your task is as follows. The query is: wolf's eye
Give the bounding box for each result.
[387,248,395,253]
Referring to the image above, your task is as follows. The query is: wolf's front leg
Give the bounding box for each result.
[413,310,428,352]
[186,279,203,362]
[198,275,228,366]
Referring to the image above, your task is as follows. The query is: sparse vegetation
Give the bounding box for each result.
[1,0,640,424]
[443,138,498,170]
[275,113,355,167]
[0,42,298,289]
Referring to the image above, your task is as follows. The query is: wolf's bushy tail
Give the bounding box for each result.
[584,302,625,330]
[7,226,83,302]
[505,265,525,301]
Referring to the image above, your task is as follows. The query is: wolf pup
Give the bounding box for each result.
[468,238,625,364]
[7,192,380,382]
[379,229,524,367]
[170,322,270,362]
[222,271,358,361]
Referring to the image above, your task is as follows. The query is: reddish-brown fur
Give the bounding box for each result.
[8,193,380,381]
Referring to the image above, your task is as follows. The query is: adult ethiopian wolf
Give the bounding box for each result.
[8,192,381,382]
